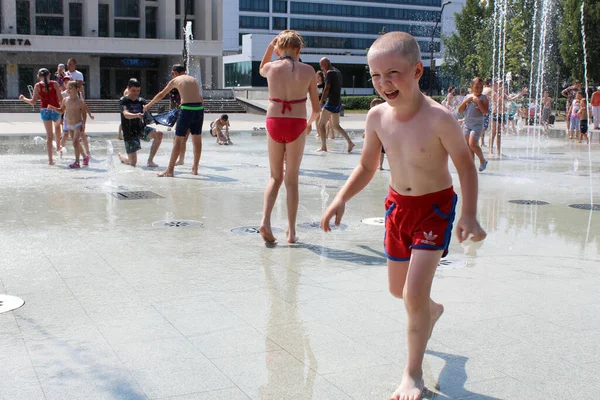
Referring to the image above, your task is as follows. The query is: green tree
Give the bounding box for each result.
[559,0,600,84]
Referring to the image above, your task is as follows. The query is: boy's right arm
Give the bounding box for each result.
[321,110,381,231]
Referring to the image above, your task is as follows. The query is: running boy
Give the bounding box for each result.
[144,64,204,177]
[48,81,89,168]
[117,79,163,167]
[320,32,486,400]
[458,77,489,172]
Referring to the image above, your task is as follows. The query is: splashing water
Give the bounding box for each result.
[184,21,203,93]
[105,140,117,187]
[580,2,594,207]
[320,185,329,212]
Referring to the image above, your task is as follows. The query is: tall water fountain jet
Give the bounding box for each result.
[105,140,117,188]
[183,21,203,94]
[580,3,594,207]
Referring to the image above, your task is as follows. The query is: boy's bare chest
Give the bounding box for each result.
[379,126,441,162]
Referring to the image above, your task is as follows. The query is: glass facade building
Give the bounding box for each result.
[224,0,453,91]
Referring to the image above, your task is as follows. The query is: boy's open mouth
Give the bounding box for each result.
[384,90,399,100]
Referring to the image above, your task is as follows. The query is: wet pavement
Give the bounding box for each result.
[1,122,600,399]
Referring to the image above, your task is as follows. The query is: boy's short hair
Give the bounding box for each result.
[276,30,305,50]
[127,78,141,88]
[370,97,384,108]
[367,32,421,65]
[471,77,483,85]
[172,64,186,73]
[220,114,229,121]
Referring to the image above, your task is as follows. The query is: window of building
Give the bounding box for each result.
[239,16,269,29]
[272,17,287,30]
[98,4,109,37]
[175,19,182,39]
[36,0,62,14]
[145,7,157,38]
[69,3,83,36]
[36,16,63,35]
[290,18,435,37]
[176,0,181,15]
[240,0,269,12]
[225,62,252,87]
[301,35,439,53]
[114,19,140,37]
[16,1,31,34]
[114,0,138,18]
[345,0,441,6]
[273,0,287,13]
[289,2,440,22]
[184,0,195,15]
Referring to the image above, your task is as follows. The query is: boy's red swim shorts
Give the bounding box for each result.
[384,186,457,262]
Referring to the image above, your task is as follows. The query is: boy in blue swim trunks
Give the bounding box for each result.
[145,64,204,177]
[117,79,163,167]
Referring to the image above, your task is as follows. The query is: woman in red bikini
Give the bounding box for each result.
[258,30,320,243]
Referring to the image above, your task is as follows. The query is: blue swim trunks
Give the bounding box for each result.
[323,103,342,114]
[124,126,155,155]
[176,103,204,137]
[40,108,61,122]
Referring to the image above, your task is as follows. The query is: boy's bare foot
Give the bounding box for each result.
[316,147,327,152]
[286,228,298,244]
[147,161,158,168]
[157,170,173,177]
[191,166,199,175]
[390,370,425,400]
[347,142,355,153]
[259,225,276,243]
[48,160,55,165]
[175,160,184,166]
[430,302,444,338]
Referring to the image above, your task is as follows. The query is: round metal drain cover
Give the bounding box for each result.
[362,217,385,226]
[509,200,549,206]
[298,221,348,230]
[231,226,284,234]
[152,220,204,228]
[0,295,25,314]
[437,258,467,270]
[569,204,600,211]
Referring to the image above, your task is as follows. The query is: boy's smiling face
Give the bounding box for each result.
[368,51,422,105]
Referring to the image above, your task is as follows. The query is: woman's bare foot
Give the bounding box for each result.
[259,225,276,243]
[316,147,327,152]
[390,370,425,400]
[175,160,184,166]
[191,165,199,175]
[347,142,355,153]
[147,160,159,168]
[286,228,298,244]
[157,170,173,177]
[430,302,444,338]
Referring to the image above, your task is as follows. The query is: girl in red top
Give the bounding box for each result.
[592,86,600,130]
[19,68,63,165]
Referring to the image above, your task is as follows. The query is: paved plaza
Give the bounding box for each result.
[1,112,600,399]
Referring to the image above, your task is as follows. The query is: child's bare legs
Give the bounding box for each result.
[81,133,90,157]
[158,135,184,177]
[327,119,335,139]
[329,113,355,153]
[117,124,123,140]
[282,132,306,243]
[388,250,444,400]
[147,130,163,167]
[316,109,329,151]
[72,129,81,163]
[53,121,61,152]
[42,120,55,165]
[468,134,486,165]
[260,135,285,243]
[191,134,202,175]
[176,130,190,165]
[488,120,496,155]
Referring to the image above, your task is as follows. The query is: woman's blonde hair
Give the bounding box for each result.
[276,30,305,51]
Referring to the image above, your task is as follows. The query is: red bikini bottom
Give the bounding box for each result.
[266,117,307,144]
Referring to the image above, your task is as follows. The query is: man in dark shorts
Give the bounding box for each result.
[144,64,204,177]
[117,79,163,167]
[316,58,354,153]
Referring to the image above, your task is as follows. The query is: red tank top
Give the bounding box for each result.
[39,82,60,109]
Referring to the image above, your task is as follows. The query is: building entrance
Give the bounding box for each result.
[100,57,161,99]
